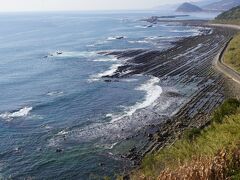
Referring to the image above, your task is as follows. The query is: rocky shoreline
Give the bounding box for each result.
[98,20,240,175]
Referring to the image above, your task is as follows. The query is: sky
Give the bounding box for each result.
[0,0,201,12]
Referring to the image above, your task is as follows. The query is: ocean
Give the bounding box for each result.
[0,11,218,179]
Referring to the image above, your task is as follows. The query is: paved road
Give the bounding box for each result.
[209,23,240,30]
[211,23,240,85]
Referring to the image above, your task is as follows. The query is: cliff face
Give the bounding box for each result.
[176,3,203,12]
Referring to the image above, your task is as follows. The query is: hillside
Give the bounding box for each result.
[224,33,240,72]
[176,3,203,12]
[216,5,240,20]
[214,5,240,24]
[128,99,240,180]
[204,0,240,12]
[158,0,240,13]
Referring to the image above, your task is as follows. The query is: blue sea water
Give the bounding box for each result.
[0,11,218,179]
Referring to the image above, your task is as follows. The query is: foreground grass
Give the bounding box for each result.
[128,99,240,179]
[224,33,240,73]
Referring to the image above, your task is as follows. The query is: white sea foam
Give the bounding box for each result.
[107,36,126,40]
[135,25,147,29]
[128,40,149,44]
[86,40,109,47]
[170,29,200,33]
[129,36,178,45]
[57,130,68,135]
[106,142,118,149]
[86,44,95,47]
[106,113,113,118]
[122,78,138,82]
[49,51,97,58]
[44,125,52,130]
[47,91,64,96]
[49,77,163,147]
[111,77,162,122]
[145,36,161,40]
[0,107,33,120]
[96,63,121,77]
[135,25,154,29]
[93,57,118,62]
[89,63,122,82]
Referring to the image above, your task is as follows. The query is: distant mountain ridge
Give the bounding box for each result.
[204,0,240,11]
[176,2,203,12]
[174,0,240,12]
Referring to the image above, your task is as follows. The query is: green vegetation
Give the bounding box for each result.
[214,6,240,25]
[129,99,240,179]
[224,33,240,73]
[212,98,240,123]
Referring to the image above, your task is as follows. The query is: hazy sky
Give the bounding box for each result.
[0,0,200,12]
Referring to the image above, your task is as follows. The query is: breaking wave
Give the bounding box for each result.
[0,107,33,121]
[89,63,122,82]
[110,77,162,122]
[49,77,163,147]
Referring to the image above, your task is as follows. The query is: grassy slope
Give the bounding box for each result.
[213,5,240,25]
[224,33,240,73]
[128,99,240,179]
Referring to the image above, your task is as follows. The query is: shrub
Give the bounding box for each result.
[183,128,201,142]
[212,98,240,123]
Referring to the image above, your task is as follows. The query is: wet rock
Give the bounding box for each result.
[126,153,132,159]
[121,155,126,158]
[154,134,164,142]
[147,24,153,28]
[129,147,136,153]
[161,130,169,138]
[104,79,112,82]
[165,91,183,97]
[14,147,21,152]
[143,16,159,23]
[166,119,171,124]
[130,156,137,161]
[98,163,104,166]
[116,36,124,40]
[56,51,63,55]
[123,174,130,180]
[148,133,153,139]
[175,121,185,128]
[56,148,63,153]
[132,160,140,166]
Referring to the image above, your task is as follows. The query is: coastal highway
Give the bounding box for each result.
[211,23,240,85]
[209,23,240,30]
